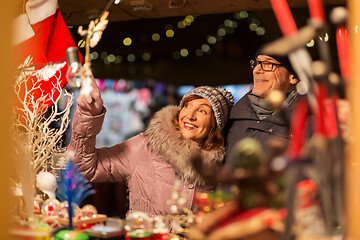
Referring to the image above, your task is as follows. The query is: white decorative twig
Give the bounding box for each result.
[12,56,73,173]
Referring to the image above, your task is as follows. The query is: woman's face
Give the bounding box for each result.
[178,98,215,143]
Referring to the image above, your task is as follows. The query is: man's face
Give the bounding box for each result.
[252,55,298,98]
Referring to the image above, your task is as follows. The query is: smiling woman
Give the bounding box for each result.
[178,97,215,144]
[176,86,234,150]
[69,80,234,218]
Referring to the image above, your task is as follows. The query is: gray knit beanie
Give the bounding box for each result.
[180,86,234,131]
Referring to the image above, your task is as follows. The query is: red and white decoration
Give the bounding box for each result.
[12,0,80,110]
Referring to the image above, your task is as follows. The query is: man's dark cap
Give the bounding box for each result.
[255,46,298,79]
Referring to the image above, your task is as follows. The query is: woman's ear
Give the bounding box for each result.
[290,75,298,85]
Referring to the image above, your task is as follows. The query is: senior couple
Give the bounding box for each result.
[69,49,312,217]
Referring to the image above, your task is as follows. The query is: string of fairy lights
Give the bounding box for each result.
[75,11,270,65]
[73,9,360,67]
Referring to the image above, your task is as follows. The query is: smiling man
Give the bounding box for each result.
[251,55,298,98]
[224,50,300,161]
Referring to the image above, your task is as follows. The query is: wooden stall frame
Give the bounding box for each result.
[345,0,360,239]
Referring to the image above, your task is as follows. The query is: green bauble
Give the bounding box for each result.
[231,137,265,170]
[54,229,89,240]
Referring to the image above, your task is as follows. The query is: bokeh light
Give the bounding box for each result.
[307,39,315,47]
[123,37,132,46]
[127,54,136,62]
[152,33,161,41]
[107,54,116,63]
[180,48,189,57]
[142,52,151,61]
[77,39,85,48]
[91,52,99,60]
[166,30,175,38]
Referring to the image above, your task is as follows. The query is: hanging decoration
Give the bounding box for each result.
[12,55,73,173]
[13,0,81,112]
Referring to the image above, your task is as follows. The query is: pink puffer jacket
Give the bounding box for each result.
[69,105,225,217]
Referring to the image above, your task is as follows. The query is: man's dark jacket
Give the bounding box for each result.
[224,91,300,165]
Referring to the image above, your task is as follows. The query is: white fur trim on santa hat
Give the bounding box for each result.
[26,0,58,25]
[12,14,35,46]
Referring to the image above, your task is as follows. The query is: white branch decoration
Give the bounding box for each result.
[12,56,74,173]
[78,14,109,67]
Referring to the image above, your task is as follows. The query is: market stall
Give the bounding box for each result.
[3,0,359,239]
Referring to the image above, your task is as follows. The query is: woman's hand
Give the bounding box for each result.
[76,68,104,116]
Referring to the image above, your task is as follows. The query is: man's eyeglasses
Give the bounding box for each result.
[250,60,282,72]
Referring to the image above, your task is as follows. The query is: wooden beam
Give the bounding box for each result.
[345,0,360,239]
[59,0,346,25]
[0,0,14,239]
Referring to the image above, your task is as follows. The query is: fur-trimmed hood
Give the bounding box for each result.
[144,105,225,185]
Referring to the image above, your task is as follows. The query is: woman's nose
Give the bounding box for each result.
[187,109,196,120]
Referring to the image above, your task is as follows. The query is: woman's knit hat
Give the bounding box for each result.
[180,86,234,131]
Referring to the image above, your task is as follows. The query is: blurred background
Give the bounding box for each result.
[49,0,346,218]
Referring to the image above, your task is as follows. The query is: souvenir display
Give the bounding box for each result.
[8,0,354,239]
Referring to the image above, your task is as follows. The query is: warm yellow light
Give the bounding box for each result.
[324,33,329,42]
[107,54,116,63]
[224,19,233,28]
[123,37,132,46]
[180,48,189,57]
[185,15,194,23]
[249,23,258,31]
[77,39,85,48]
[91,52,99,60]
[177,21,185,29]
[166,30,174,38]
[114,56,123,64]
[207,36,217,44]
[171,235,180,240]
[307,39,315,47]
[152,33,160,41]
[142,52,151,61]
[256,27,266,36]
[201,44,210,53]
[239,11,248,19]
[217,28,226,37]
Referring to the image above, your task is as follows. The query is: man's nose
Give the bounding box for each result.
[253,63,264,73]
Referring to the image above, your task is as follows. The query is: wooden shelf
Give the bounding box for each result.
[20,212,107,227]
